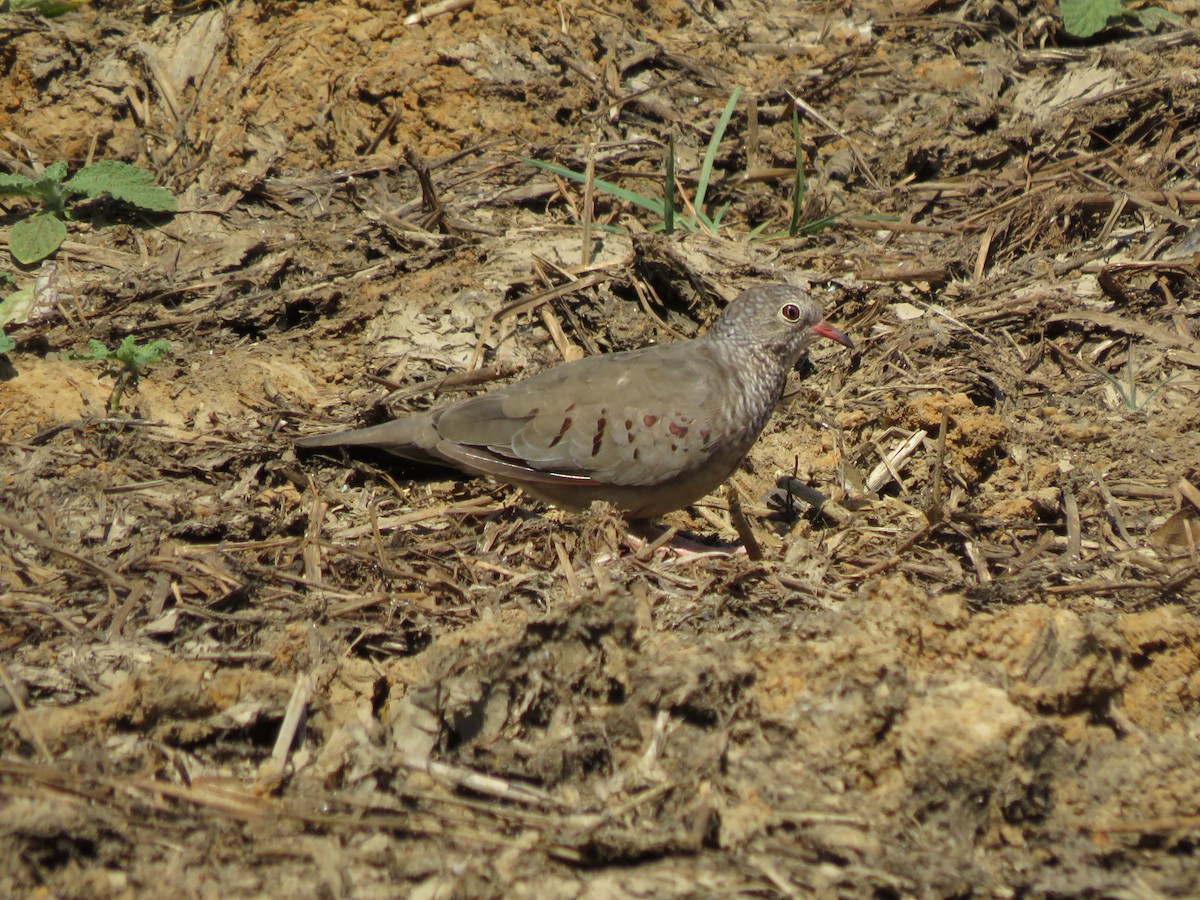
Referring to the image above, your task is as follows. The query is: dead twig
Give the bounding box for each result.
[404,0,474,26]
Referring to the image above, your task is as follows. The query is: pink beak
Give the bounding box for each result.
[811,320,854,350]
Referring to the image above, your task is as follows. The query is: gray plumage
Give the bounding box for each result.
[296,283,852,519]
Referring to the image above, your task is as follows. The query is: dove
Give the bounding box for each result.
[296,283,852,519]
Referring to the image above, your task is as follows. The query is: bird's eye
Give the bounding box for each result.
[780,303,802,322]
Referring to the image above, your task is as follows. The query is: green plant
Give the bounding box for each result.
[0,273,23,356]
[1,0,84,16]
[526,89,838,240]
[747,106,839,240]
[1059,0,1181,38]
[524,88,742,236]
[1085,340,1176,410]
[69,336,171,413]
[0,160,177,265]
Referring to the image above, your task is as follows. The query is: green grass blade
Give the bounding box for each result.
[798,214,838,233]
[693,88,740,220]
[664,136,675,235]
[788,106,806,235]
[523,157,665,217]
[746,220,774,239]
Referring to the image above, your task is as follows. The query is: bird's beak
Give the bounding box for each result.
[811,320,854,350]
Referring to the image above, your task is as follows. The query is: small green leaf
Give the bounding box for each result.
[1060,0,1126,37]
[27,161,69,210]
[64,160,177,212]
[33,160,68,187]
[0,288,36,328]
[1134,5,1183,29]
[0,331,14,355]
[72,339,111,361]
[0,171,36,196]
[10,213,67,265]
[113,335,171,373]
[70,336,171,374]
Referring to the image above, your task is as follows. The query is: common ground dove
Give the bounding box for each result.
[296,284,852,519]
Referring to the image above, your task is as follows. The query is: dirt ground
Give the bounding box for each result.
[2,0,1200,896]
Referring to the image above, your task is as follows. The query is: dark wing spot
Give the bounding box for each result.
[633,447,640,460]
[627,431,635,443]
[643,414,658,427]
[591,416,606,456]
[624,418,634,431]
[700,428,711,442]
[669,421,688,438]
[547,416,573,448]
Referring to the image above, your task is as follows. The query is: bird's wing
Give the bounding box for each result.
[433,345,734,487]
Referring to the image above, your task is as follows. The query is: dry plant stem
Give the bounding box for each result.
[855,264,951,283]
[1049,308,1198,351]
[406,756,565,808]
[0,661,51,762]
[552,535,581,595]
[1096,475,1137,550]
[0,510,134,589]
[268,673,313,773]
[789,92,882,191]
[726,485,762,560]
[1095,815,1200,836]
[405,145,447,233]
[581,149,594,266]
[1046,567,1198,595]
[1177,477,1200,511]
[326,496,499,540]
[778,476,853,527]
[363,102,402,155]
[374,364,516,403]
[467,271,610,370]
[534,258,600,357]
[865,429,927,494]
[746,93,759,170]
[974,222,996,282]
[957,529,991,583]
[404,0,474,26]
[303,479,325,584]
[848,416,947,583]
[107,580,147,639]
[124,774,276,819]
[328,593,421,618]
[368,501,390,574]
[928,410,949,521]
[1064,485,1083,562]
[539,305,577,362]
[849,520,935,580]
[638,710,672,774]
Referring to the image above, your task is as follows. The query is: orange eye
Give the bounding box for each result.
[780,303,802,322]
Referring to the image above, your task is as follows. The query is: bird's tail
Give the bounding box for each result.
[294,413,444,466]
